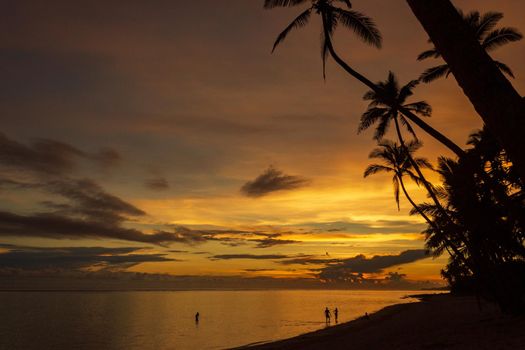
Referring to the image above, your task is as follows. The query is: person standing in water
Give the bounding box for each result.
[195,312,200,324]
[334,308,338,323]
[324,307,331,323]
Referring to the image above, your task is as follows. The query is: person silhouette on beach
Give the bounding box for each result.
[324,307,331,323]
[334,308,338,323]
[195,312,200,324]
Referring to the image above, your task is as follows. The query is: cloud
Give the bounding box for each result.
[0,244,178,271]
[209,254,290,261]
[279,256,339,265]
[145,177,170,191]
[0,133,120,176]
[295,220,426,235]
[0,211,216,246]
[44,178,146,222]
[252,238,301,248]
[240,166,310,197]
[317,249,429,282]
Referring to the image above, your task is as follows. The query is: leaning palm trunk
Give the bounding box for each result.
[393,116,469,264]
[406,0,525,183]
[398,175,457,259]
[320,14,465,158]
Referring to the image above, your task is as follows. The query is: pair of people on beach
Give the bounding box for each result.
[325,307,338,323]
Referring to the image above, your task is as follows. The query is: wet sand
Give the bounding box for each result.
[235,294,525,350]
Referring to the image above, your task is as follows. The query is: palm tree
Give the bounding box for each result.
[265,0,465,157]
[418,10,522,83]
[357,72,474,258]
[364,140,431,212]
[364,140,468,265]
[358,72,442,204]
[265,0,382,83]
[406,0,525,184]
[358,72,431,142]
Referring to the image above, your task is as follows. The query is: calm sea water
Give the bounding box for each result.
[0,290,428,350]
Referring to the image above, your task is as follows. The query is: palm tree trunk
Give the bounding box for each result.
[321,14,377,91]
[394,116,443,209]
[400,107,465,157]
[398,175,434,227]
[398,173,465,263]
[394,116,471,265]
[406,0,525,183]
[320,14,465,158]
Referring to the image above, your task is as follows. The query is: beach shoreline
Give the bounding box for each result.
[234,293,525,350]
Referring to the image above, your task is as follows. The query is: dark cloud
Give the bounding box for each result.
[145,177,170,191]
[299,220,426,235]
[253,238,301,248]
[318,250,428,282]
[0,245,178,271]
[209,254,290,261]
[0,133,120,176]
[279,256,339,265]
[240,166,310,197]
[46,178,145,222]
[0,211,213,246]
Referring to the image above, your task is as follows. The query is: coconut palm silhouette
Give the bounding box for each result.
[266,0,381,80]
[264,1,465,157]
[417,10,522,83]
[358,72,431,142]
[358,72,442,208]
[364,140,430,212]
[364,140,466,261]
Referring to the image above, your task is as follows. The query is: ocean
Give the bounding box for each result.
[0,290,428,349]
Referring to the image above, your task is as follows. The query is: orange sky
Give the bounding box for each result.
[0,0,524,288]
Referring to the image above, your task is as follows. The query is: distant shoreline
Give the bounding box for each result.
[234,293,525,350]
[0,288,448,293]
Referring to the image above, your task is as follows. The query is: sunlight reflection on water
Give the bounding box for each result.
[0,290,438,350]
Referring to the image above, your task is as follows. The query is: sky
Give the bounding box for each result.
[0,0,524,289]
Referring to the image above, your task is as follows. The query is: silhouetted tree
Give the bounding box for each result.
[418,10,522,83]
[266,0,381,80]
[359,72,448,219]
[265,0,465,157]
[364,139,466,263]
[416,128,525,313]
[406,0,525,184]
[364,140,430,212]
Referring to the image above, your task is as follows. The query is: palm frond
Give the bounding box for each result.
[417,48,440,61]
[398,79,419,103]
[336,0,352,9]
[393,176,400,211]
[358,107,388,133]
[404,101,432,117]
[482,27,523,51]
[373,115,391,141]
[462,10,480,30]
[363,164,393,177]
[362,90,377,101]
[405,139,423,153]
[493,60,515,78]
[272,8,312,52]
[264,0,309,9]
[399,115,418,140]
[333,8,382,48]
[405,169,423,186]
[476,11,504,40]
[414,157,434,171]
[419,64,450,83]
[320,9,338,79]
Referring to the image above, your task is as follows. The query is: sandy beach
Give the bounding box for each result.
[237,294,525,350]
